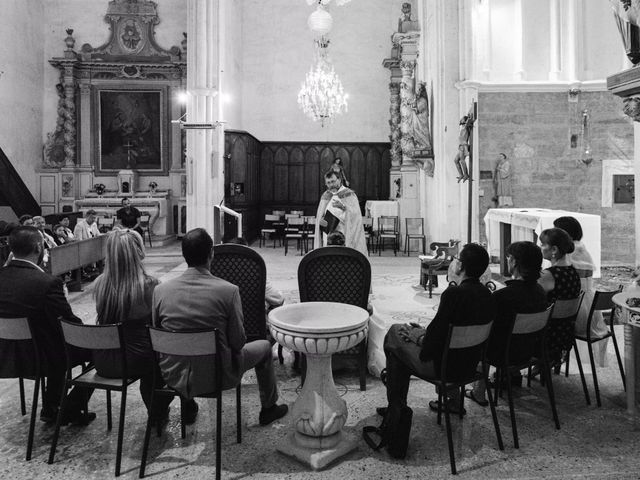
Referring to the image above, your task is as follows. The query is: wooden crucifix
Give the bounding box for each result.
[123,139,134,168]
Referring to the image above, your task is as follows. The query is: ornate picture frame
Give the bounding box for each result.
[95,86,168,174]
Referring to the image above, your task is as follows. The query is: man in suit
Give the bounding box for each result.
[0,226,95,424]
[73,209,101,241]
[382,243,495,416]
[152,228,288,426]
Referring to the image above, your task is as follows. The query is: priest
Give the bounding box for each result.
[314,170,368,257]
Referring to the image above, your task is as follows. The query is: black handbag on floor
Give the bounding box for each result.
[362,404,413,459]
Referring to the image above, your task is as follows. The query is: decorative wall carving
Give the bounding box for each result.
[43,83,67,167]
[623,96,640,122]
[388,83,402,167]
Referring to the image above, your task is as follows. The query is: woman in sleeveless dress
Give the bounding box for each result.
[538,228,581,364]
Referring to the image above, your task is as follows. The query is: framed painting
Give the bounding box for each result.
[98,89,166,172]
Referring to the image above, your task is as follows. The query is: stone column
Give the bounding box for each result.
[79,83,92,167]
[185,0,224,235]
[388,82,402,169]
[399,59,417,168]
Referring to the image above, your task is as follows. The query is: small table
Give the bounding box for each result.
[612,291,640,418]
[268,302,369,470]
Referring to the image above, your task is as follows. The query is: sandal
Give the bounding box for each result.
[464,389,488,407]
[429,399,466,416]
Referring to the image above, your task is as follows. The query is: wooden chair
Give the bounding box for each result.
[284,217,306,256]
[302,216,316,252]
[290,210,304,216]
[49,321,139,476]
[404,218,426,255]
[210,244,268,343]
[298,246,371,390]
[139,214,152,248]
[139,327,241,480]
[573,287,625,406]
[0,317,42,461]
[420,321,503,474]
[489,306,557,448]
[377,215,399,255]
[260,214,282,248]
[420,241,460,298]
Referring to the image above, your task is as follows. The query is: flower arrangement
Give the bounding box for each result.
[148,181,158,191]
[93,183,106,195]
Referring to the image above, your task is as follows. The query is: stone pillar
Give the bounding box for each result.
[79,83,92,168]
[399,59,417,168]
[388,82,402,169]
[185,0,224,235]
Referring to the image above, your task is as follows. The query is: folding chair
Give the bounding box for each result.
[0,317,42,461]
[139,327,241,480]
[284,217,306,256]
[97,216,115,233]
[574,287,626,406]
[49,320,139,476]
[420,321,503,474]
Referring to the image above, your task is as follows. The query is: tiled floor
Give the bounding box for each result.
[1,240,638,479]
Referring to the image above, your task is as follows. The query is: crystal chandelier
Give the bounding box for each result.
[297,39,348,126]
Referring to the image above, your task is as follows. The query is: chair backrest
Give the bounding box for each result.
[378,216,398,234]
[264,214,280,222]
[140,214,150,225]
[272,210,285,217]
[290,210,304,216]
[590,287,622,313]
[298,246,371,309]
[441,321,493,383]
[210,244,268,342]
[405,218,424,235]
[550,292,584,320]
[285,213,300,220]
[60,320,122,350]
[148,327,218,356]
[506,305,554,366]
[362,217,373,229]
[0,317,32,341]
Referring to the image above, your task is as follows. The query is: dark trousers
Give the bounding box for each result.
[384,324,436,408]
[45,346,94,414]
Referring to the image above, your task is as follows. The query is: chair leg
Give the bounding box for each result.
[139,391,155,478]
[565,350,570,377]
[359,343,367,391]
[26,375,40,461]
[19,377,26,416]
[611,330,626,390]
[107,390,113,431]
[542,361,561,429]
[180,398,186,439]
[436,391,443,425]
[572,342,591,405]
[216,393,222,480]
[115,390,127,477]
[505,374,519,449]
[236,385,242,444]
[48,381,70,464]
[442,397,457,475]
[484,370,504,451]
[587,341,601,407]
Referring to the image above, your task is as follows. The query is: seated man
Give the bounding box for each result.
[59,215,75,240]
[467,241,548,405]
[152,228,288,425]
[0,226,95,425]
[116,198,143,237]
[382,243,495,417]
[73,210,101,240]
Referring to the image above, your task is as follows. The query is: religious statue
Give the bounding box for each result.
[453,112,474,182]
[42,83,67,167]
[394,177,402,198]
[409,83,432,153]
[492,153,513,207]
[329,158,350,187]
[609,0,640,64]
[398,2,419,33]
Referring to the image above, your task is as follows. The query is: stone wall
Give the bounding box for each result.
[477,90,635,263]
[0,0,44,196]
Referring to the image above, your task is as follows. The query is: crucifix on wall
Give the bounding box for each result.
[123,139,135,168]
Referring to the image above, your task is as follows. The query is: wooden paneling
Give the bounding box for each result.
[224,130,391,241]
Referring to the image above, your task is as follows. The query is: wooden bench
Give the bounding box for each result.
[48,235,107,290]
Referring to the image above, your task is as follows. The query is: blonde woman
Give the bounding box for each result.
[92,229,171,424]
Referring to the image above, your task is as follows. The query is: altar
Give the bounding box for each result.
[484,208,601,277]
[74,193,170,235]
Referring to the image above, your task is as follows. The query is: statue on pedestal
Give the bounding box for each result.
[492,153,513,207]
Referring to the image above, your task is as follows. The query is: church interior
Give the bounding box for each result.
[1,0,640,478]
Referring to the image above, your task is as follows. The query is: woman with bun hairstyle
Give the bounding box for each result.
[538,227,581,364]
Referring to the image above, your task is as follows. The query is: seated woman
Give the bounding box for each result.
[52,224,71,246]
[92,229,172,424]
[468,241,547,405]
[538,227,581,364]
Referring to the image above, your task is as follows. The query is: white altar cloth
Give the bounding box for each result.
[484,208,601,278]
[365,200,399,230]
